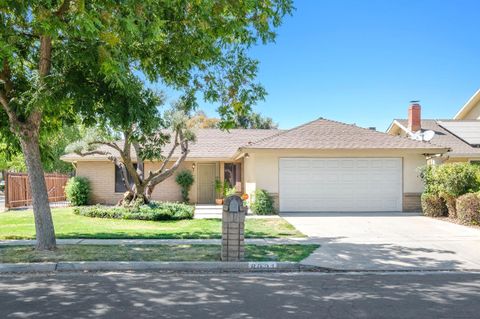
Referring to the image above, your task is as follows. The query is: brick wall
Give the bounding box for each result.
[76,161,122,205]
[403,193,422,212]
[76,161,195,204]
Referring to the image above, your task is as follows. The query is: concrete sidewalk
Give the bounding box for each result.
[0,237,320,246]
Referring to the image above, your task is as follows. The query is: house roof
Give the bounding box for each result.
[241,118,448,151]
[454,89,480,120]
[61,129,281,162]
[394,119,480,157]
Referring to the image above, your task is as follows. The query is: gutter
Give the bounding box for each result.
[0,261,319,273]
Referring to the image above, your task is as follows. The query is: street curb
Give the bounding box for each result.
[0,261,319,273]
[0,263,57,273]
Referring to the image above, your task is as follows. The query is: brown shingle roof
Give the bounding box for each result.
[395,119,480,157]
[242,118,448,151]
[61,129,281,161]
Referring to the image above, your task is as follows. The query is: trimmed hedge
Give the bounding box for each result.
[251,189,276,215]
[65,177,91,206]
[456,193,480,225]
[73,201,194,221]
[421,193,447,217]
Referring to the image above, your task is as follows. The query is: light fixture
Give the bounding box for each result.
[244,153,250,159]
[192,163,196,171]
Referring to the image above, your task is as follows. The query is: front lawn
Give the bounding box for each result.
[0,208,304,239]
[0,244,319,263]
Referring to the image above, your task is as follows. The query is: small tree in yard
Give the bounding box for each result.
[1,1,292,250]
[176,170,195,203]
[67,88,196,205]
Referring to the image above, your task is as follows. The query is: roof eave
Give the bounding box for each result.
[454,89,480,120]
[240,146,450,153]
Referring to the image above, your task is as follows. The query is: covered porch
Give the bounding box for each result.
[191,160,244,205]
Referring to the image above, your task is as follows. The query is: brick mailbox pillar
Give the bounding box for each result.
[222,195,247,261]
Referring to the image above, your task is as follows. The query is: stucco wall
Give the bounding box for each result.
[76,161,195,205]
[243,149,428,209]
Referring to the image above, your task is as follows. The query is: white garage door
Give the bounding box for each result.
[279,158,402,212]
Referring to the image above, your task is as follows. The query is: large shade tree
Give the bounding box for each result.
[0,1,293,250]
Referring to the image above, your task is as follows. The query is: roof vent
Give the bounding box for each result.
[368,127,376,131]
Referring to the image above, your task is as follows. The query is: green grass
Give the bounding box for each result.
[0,244,319,263]
[0,208,304,239]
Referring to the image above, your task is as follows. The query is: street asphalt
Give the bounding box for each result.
[1,271,479,319]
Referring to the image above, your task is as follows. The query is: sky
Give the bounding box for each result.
[170,0,480,131]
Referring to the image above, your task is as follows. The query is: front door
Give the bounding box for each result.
[197,163,216,204]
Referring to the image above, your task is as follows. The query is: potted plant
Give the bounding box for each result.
[224,185,237,197]
[215,179,224,205]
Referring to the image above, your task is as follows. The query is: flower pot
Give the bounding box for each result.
[215,198,223,205]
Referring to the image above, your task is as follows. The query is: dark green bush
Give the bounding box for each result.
[65,177,91,206]
[73,201,194,221]
[421,193,448,217]
[175,170,194,203]
[250,189,276,215]
[456,193,480,224]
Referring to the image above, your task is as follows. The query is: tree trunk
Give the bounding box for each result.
[20,132,56,251]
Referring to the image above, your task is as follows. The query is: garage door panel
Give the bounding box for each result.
[279,158,402,212]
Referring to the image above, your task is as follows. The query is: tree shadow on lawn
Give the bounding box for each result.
[1,272,480,318]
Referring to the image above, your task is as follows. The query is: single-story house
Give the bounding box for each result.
[387,92,480,164]
[62,117,448,213]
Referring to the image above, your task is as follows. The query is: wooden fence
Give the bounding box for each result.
[5,172,69,208]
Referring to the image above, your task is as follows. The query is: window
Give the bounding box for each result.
[224,163,242,192]
[115,164,137,193]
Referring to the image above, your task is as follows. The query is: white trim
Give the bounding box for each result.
[454,89,480,120]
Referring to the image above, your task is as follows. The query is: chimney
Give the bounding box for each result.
[408,101,421,132]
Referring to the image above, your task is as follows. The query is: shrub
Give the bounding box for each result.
[224,186,237,197]
[250,189,276,215]
[421,193,447,217]
[65,177,90,206]
[434,163,480,197]
[73,201,194,221]
[175,170,194,203]
[456,193,480,224]
[419,163,480,217]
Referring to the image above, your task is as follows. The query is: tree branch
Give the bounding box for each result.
[56,0,71,17]
[147,139,189,189]
[120,130,143,190]
[1,58,13,95]
[145,130,179,184]
[132,142,145,180]
[88,140,122,153]
[0,90,20,129]
[39,36,52,78]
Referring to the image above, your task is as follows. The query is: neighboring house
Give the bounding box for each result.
[454,89,480,120]
[387,92,480,164]
[62,118,447,213]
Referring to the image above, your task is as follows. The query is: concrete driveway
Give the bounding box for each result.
[281,212,480,271]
